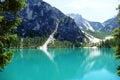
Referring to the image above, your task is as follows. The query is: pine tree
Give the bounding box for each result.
[113,4,120,76]
[0,0,25,71]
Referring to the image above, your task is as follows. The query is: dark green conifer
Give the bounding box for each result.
[0,0,26,71]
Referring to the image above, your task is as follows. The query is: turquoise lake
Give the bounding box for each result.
[0,48,120,80]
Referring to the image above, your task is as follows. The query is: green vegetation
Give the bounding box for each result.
[10,36,48,48]
[48,40,82,48]
[113,27,120,58]
[81,43,98,47]
[82,29,111,39]
[9,36,82,48]
[98,39,116,48]
[59,16,68,22]
[114,29,120,75]
[114,27,120,76]
[0,0,26,71]
[113,4,120,76]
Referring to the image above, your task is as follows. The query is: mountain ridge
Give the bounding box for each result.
[14,0,86,42]
[67,13,119,32]
[67,13,120,39]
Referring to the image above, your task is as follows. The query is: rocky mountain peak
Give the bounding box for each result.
[14,0,86,42]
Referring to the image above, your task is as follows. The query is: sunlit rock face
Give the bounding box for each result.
[14,0,85,42]
[67,14,104,32]
[102,16,120,32]
[67,13,120,33]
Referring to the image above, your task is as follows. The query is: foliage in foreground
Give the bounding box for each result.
[98,39,117,48]
[0,0,26,71]
[113,4,120,76]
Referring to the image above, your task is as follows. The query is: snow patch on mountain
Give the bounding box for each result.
[82,30,101,43]
[83,21,95,32]
[67,14,96,32]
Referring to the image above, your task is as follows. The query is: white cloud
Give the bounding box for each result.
[64,0,116,10]
[44,0,119,22]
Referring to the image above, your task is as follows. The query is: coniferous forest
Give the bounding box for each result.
[0,0,120,80]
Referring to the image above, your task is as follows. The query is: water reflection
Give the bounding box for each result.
[0,48,119,80]
[89,48,101,58]
[40,48,54,61]
[48,48,119,80]
[20,49,24,58]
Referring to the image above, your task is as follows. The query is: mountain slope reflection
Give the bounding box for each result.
[0,48,119,80]
[48,48,119,79]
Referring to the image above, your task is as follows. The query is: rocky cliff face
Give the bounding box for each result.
[67,13,120,33]
[67,14,104,32]
[102,16,119,32]
[14,0,85,42]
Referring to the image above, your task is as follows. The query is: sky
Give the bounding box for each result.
[43,0,119,22]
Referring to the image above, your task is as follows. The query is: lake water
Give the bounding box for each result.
[0,48,120,80]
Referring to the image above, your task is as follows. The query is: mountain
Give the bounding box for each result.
[67,13,105,32]
[89,22,104,31]
[67,14,106,39]
[102,16,120,32]
[67,13,120,39]
[68,13,120,32]
[67,14,95,32]
[14,0,86,42]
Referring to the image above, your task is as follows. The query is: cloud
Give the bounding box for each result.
[44,0,119,22]
[64,0,115,10]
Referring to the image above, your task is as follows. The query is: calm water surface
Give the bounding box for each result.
[0,48,120,80]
